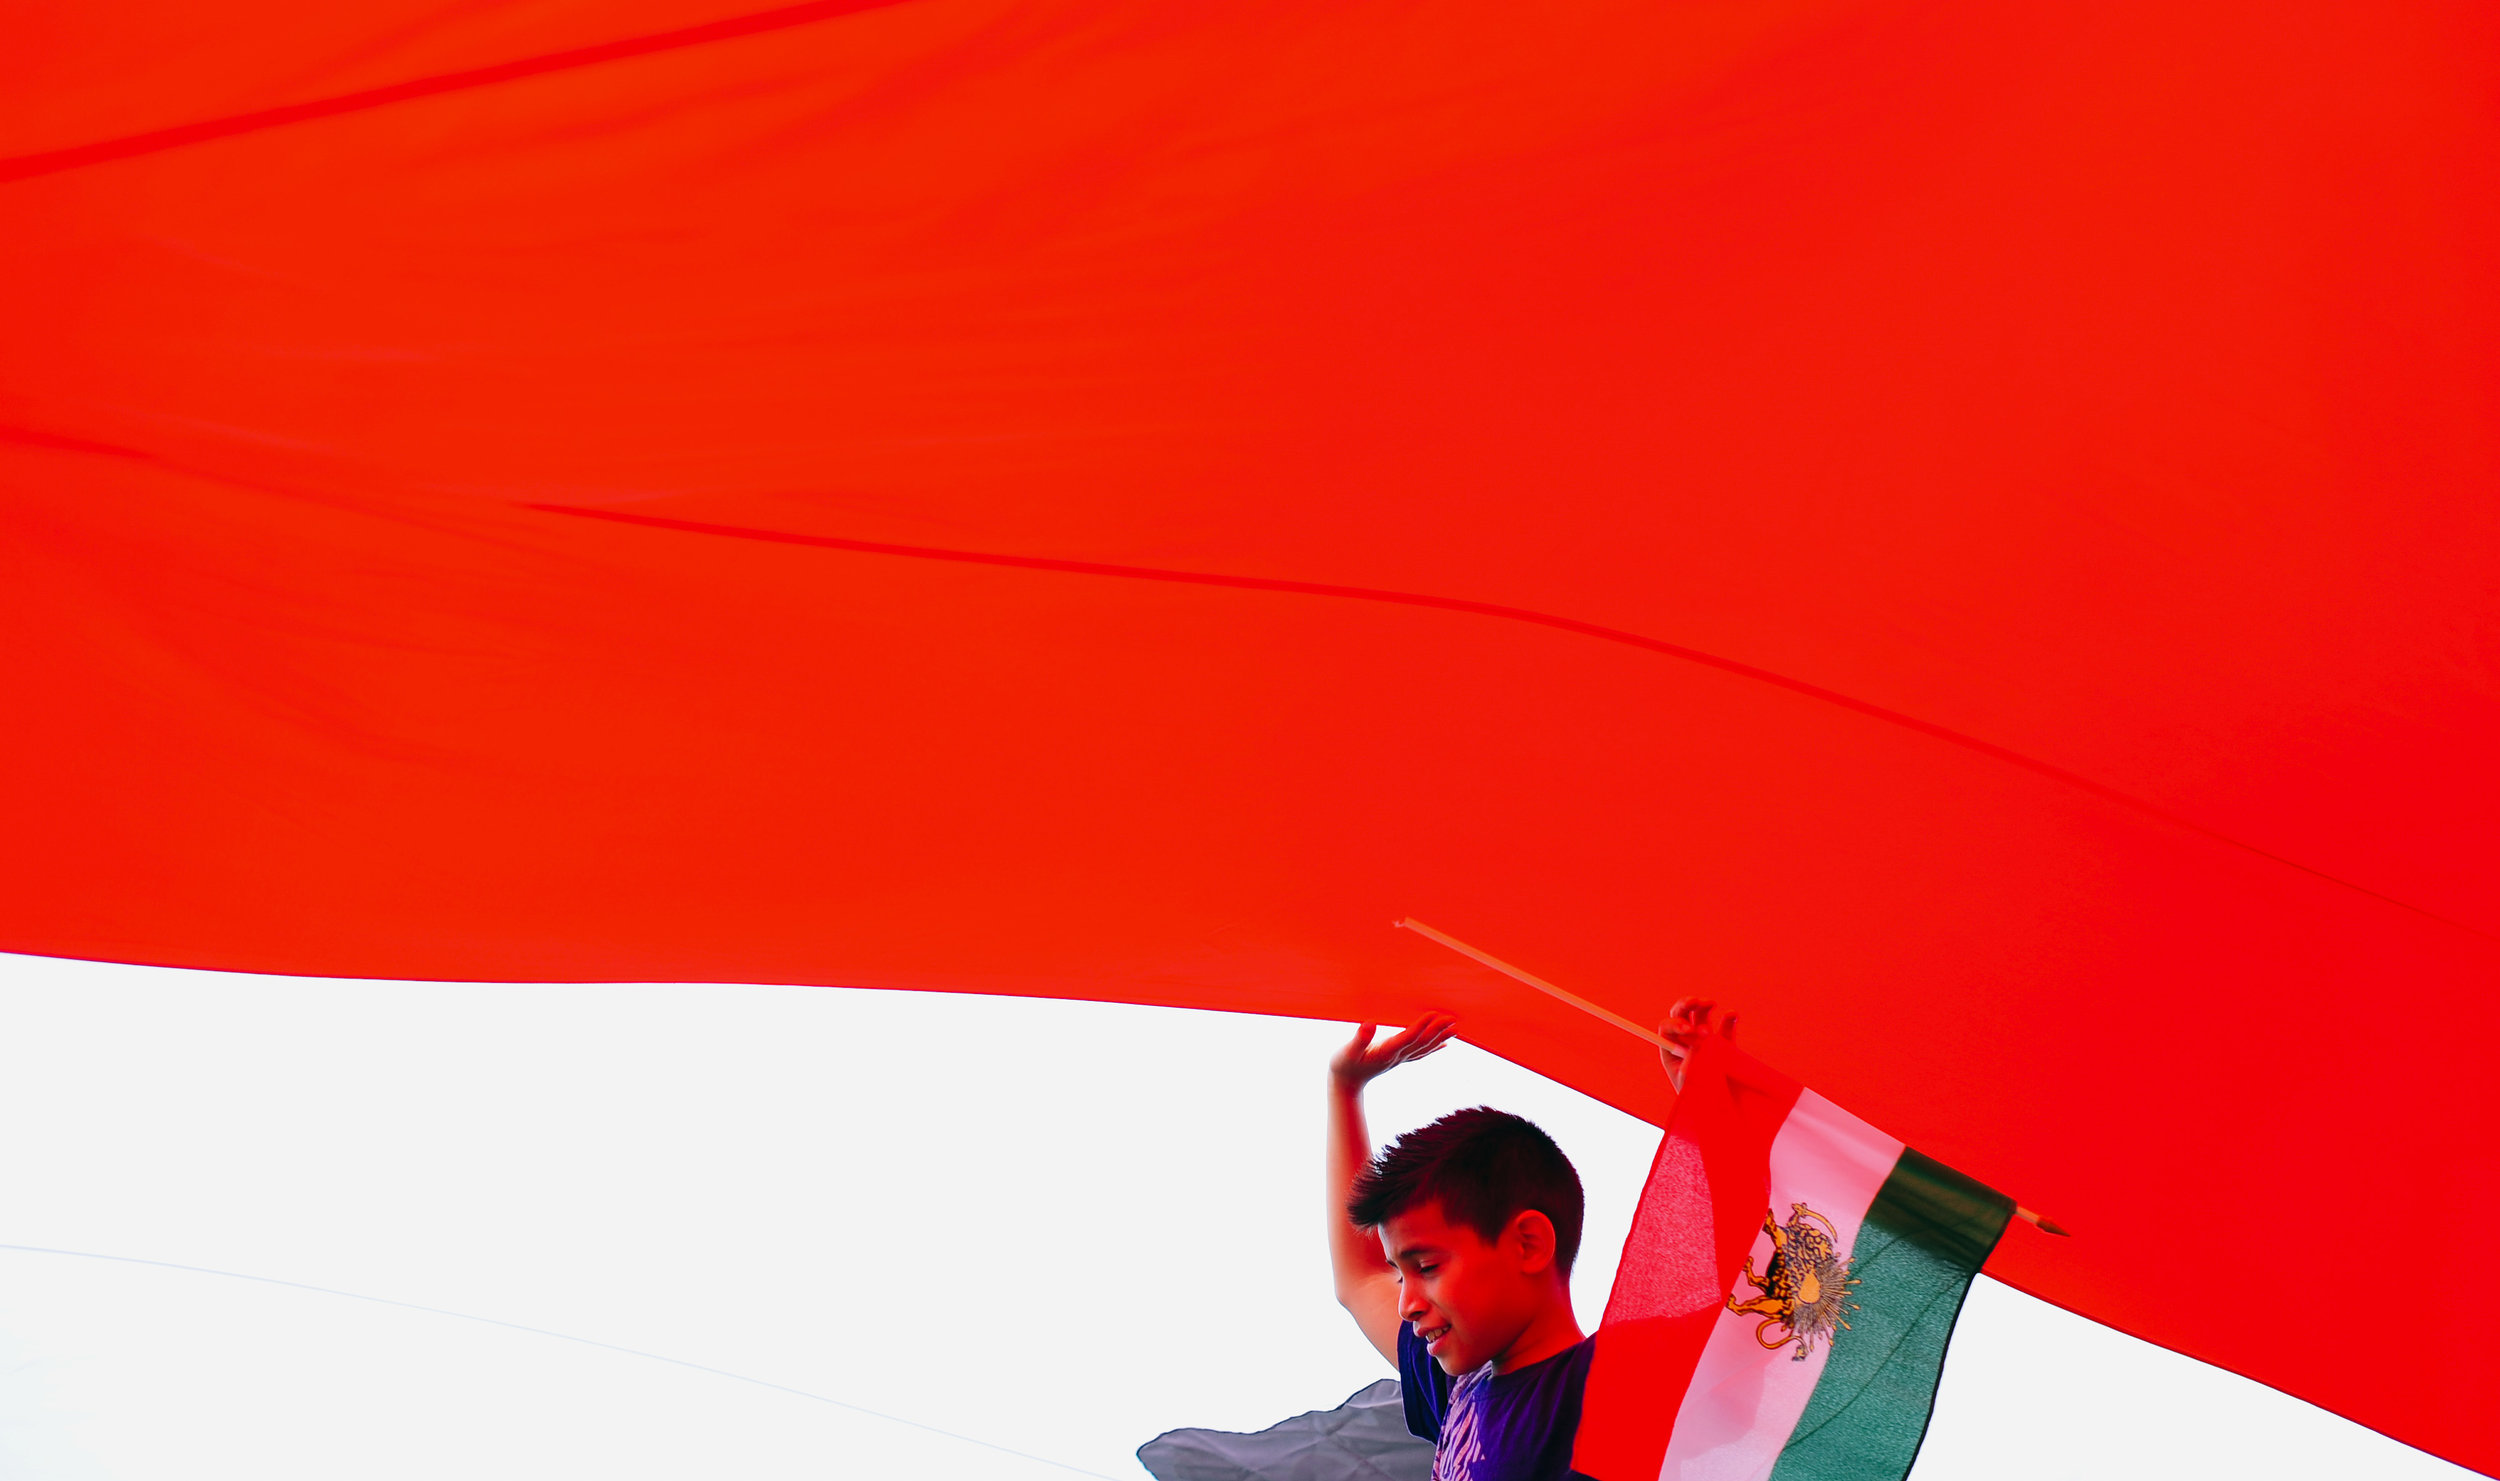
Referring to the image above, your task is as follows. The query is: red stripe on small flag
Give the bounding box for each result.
[1572,1038,1799,1481]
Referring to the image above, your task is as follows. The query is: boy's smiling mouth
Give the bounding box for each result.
[1416,1321,1453,1348]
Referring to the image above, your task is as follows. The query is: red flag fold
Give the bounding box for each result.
[1573,1038,1798,1481]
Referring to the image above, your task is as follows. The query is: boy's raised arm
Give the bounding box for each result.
[1325,1014,1458,1367]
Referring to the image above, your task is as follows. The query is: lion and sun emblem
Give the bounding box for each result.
[1726,1202,1862,1360]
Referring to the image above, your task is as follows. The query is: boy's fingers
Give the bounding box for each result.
[1403,1023,1453,1058]
[1397,1018,1456,1062]
[1360,1012,1456,1068]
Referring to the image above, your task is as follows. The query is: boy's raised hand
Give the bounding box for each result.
[1657,996,1737,1092]
[1331,1013,1459,1090]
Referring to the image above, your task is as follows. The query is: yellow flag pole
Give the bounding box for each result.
[1393,916,2068,1236]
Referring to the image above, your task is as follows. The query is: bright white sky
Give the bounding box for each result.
[0,952,2471,1481]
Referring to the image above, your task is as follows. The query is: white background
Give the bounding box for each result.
[0,953,2473,1481]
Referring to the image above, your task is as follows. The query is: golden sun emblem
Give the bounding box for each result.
[1727,1202,1862,1361]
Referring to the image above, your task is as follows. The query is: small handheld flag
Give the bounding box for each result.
[1398,920,2040,1481]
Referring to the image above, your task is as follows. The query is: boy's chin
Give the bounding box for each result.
[1430,1341,1481,1375]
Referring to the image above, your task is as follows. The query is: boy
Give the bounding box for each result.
[1324,1011,1594,1481]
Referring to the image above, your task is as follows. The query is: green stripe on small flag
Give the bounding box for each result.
[1766,1149,2014,1481]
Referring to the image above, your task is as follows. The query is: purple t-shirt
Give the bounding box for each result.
[1397,1323,1597,1481]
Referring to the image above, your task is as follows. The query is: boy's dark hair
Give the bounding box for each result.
[1347,1106,1586,1276]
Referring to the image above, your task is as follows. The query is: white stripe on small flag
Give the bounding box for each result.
[1656,1091,1902,1481]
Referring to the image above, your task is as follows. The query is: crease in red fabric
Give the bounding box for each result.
[0,0,916,185]
[531,502,2493,946]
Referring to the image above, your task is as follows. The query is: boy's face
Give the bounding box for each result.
[1378,1199,1554,1375]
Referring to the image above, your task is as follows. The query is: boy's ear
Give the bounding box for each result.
[1507,1209,1559,1276]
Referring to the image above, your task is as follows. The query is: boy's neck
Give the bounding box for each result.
[1489,1296,1586,1374]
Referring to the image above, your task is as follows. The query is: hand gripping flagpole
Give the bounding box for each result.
[1394,916,2069,1236]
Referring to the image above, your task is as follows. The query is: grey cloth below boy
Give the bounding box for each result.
[1137,1380,1433,1481]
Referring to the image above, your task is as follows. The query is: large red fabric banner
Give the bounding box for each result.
[4,0,2494,1468]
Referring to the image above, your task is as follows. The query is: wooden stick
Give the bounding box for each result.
[1393,916,2069,1236]
[1396,917,1673,1049]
